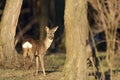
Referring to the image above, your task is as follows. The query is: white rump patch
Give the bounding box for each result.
[22,41,32,48]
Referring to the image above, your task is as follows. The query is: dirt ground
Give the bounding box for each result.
[0,69,63,80]
[0,52,120,80]
[0,53,97,80]
[0,53,65,80]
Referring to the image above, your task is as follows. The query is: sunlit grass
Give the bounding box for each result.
[0,53,65,80]
[0,52,120,80]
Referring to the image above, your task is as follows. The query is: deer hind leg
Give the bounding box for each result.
[28,49,34,69]
[28,56,34,69]
[40,55,46,76]
[35,55,39,76]
[23,48,28,68]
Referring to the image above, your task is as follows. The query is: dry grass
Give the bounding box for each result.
[0,52,120,80]
[0,53,65,80]
[0,69,63,80]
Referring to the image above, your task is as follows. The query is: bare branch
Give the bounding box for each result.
[15,17,40,45]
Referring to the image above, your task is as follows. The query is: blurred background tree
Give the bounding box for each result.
[88,0,120,79]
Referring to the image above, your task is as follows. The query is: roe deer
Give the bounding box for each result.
[22,26,58,76]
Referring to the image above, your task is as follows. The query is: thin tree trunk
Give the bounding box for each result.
[0,0,23,67]
[63,0,88,80]
[40,0,49,40]
[49,0,56,25]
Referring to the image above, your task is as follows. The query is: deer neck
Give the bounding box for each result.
[44,37,53,49]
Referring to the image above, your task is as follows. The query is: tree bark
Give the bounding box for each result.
[63,0,88,80]
[40,0,49,40]
[0,0,23,67]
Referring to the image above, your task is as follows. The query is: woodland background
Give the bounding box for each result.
[0,0,120,80]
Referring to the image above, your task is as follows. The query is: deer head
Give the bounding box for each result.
[45,26,58,40]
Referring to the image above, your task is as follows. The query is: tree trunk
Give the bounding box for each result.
[0,0,23,67]
[40,0,49,40]
[49,0,56,25]
[63,0,88,80]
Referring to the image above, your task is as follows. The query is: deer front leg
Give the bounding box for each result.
[40,55,46,76]
[35,56,39,76]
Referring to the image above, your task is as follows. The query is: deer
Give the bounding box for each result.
[22,26,58,76]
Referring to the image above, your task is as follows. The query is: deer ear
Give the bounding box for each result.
[53,26,58,32]
[45,26,49,32]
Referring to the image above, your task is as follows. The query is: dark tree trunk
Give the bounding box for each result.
[39,0,49,40]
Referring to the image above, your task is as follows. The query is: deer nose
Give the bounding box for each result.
[49,36,54,40]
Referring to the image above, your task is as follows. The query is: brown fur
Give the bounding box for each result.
[22,26,58,76]
[22,38,37,63]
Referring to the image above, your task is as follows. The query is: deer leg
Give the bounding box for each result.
[28,58,33,69]
[23,48,27,68]
[40,55,46,76]
[29,49,34,69]
[35,56,39,76]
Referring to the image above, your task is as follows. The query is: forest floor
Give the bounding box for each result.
[0,52,120,80]
[0,69,63,80]
[0,53,65,80]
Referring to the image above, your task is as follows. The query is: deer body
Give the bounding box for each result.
[22,26,58,76]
